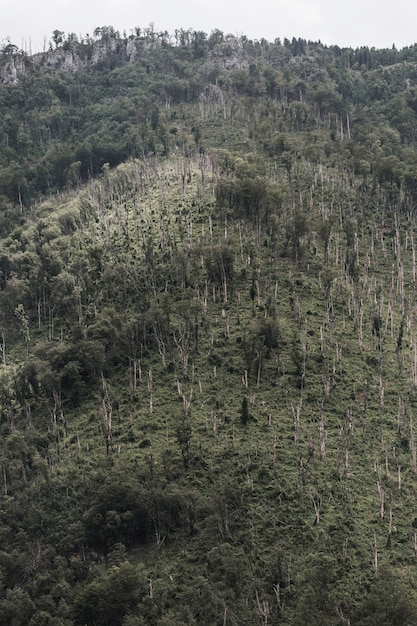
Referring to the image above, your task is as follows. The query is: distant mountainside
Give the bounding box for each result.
[0,27,250,85]
[1,26,417,626]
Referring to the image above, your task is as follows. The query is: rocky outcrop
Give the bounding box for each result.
[205,39,249,71]
[0,35,163,84]
[0,54,27,84]
[0,34,251,85]
[31,49,86,72]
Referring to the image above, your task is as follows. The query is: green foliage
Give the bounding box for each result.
[82,477,151,552]
[0,587,35,625]
[240,396,250,424]
[352,566,417,626]
[3,24,417,626]
[72,562,146,626]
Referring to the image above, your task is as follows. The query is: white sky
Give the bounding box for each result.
[1,0,417,53]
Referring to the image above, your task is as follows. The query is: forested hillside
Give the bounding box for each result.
[1,26,417,625]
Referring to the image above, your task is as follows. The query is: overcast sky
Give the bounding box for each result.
[2,0,417,53]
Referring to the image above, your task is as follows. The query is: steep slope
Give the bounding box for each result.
[1,28,417,626]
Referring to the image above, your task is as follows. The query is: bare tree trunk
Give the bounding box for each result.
[148,369,153,414]
[291,398,302,445]
[377,481,385,519]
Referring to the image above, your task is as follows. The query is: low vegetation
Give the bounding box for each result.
[1,26,417,625]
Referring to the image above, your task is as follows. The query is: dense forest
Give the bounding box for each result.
[1,25,417,624]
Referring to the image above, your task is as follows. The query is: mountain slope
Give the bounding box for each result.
[1,27,417,626]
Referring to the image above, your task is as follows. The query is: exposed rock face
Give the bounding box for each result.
[0,33,252,85]
[126,38,138,62]
[91,38,118,64]
[31,49,86,72]
[0,55,27,83]
[206,40,249,71]
[0,36,159,84]
[0,49,83,84]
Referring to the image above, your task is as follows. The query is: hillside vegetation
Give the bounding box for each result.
[1,26,417,625]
